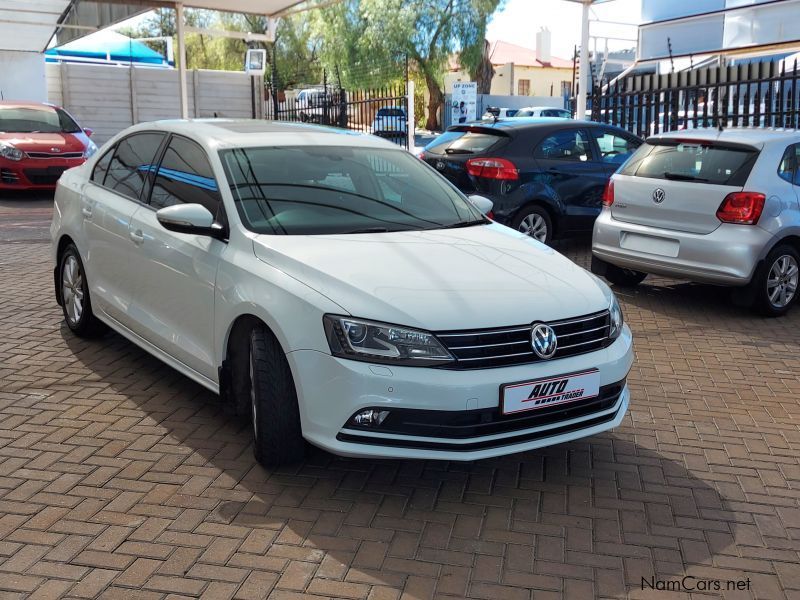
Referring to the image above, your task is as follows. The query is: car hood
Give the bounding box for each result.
[252,223,610,331]
[0,131,86,153]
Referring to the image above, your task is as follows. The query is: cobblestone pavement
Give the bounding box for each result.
[1,196,799,599]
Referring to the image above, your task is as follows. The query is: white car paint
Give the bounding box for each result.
[51,119,633,461]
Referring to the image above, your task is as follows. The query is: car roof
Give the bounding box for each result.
[0,101,61,111]
[649,126,800,146]
[519,106,569,111]
[450,117,621,134]
[121,119,401,150]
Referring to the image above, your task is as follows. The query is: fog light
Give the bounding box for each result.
[353,409,390,427]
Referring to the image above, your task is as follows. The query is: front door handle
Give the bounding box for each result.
[81,206,93,218]
[129,229,144,244]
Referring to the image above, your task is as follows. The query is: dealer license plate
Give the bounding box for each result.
[501,369,600,415]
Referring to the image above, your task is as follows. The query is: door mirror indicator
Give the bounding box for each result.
[156,204,225,239]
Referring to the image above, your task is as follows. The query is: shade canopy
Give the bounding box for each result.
[45,29,169,65]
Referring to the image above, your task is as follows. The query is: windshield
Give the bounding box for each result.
[221,145,485,235]
[0,106,81,134]
[377,108,404,117]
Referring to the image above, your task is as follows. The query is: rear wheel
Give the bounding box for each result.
[753,244,799,317]
[59,244,106,337]
[513,206,552,245]
[604,263,648,287]
[248,327,305,466]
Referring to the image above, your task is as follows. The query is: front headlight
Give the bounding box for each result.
[609,295,623,340]
[83,140,98,159]
[0,141,25,161]
[324,315,454,366]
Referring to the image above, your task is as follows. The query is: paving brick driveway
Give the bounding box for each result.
[1,196,799,600]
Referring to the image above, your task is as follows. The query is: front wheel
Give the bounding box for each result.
[59,244,106,337]
[753,244,799,317]
[249,327,306,466]
[513,206,552,245]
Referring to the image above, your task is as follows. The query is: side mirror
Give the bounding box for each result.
[467,194,494,215]
[156,203,225,239]
[83,128,93,138]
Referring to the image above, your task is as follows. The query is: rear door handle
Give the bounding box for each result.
[129,229,144,244]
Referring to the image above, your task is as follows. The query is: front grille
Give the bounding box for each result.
[0,169,19,184]
[23,167,67,185]
[337,379,625,451]
[27,151,83,159]
[437,310,611,370]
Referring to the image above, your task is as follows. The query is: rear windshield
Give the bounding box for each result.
[377,108,404,117]
[425,129,505,155]
[620,140,758,186]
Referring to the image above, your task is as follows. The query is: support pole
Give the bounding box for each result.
[576,0,591,120]
[176,2,189,119]
[406,79,415,152]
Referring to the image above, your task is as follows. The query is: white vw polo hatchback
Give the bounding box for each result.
[51,120,633,465]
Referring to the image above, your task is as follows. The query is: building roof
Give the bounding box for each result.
[488,40,574,69]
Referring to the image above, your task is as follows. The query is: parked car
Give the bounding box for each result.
[294,88,334,123]
[481,107,520,120]
[592,128,800,316]
[0,101,97,191]
[516,106,572,119]
[420,118,643,244]
[52,119,633,466]
[372,106,407,137]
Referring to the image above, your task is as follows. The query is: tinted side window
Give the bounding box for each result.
[534,129,590,161]
[150,136,221,213]
[91,147,115,184]
[778,144,800,184]
[593,129,641,165]
[105,133,165,201]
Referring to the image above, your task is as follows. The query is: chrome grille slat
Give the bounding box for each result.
[437,310,611,370]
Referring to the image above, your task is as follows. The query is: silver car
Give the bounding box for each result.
[592,128,800,316]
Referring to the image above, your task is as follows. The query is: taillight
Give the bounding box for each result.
[486,210,494,220]
[466,157,519,180]
[716,192,766,225]
[602,179,615,207]
[416,151,425,160]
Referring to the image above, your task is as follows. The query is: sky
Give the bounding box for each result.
[486,0,642,60]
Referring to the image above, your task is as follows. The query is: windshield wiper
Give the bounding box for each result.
[663,171,708,182]
[344,227,390,234]
[429,219,489,230]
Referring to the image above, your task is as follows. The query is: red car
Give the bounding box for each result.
[0,101,97,191]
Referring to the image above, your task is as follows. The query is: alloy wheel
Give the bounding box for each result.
[767,254,799,308]
[519,213,548,242]
[61,255,84,325]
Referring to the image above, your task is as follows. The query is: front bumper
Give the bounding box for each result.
[287,325,633,460]
[592,209,771,285]
[0,157,84,190]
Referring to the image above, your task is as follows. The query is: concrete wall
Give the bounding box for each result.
[0,51,47,102]
[46,62,264,144]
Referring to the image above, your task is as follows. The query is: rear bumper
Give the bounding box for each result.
[592,209,770,285]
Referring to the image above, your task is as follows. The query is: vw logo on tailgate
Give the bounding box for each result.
[435,161,446,171]
[531,323,558,359]
[652,188,665,204]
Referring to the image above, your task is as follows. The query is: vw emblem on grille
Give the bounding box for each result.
[531,323,557,359]
[435,161,445,171]
[652,188,665,204]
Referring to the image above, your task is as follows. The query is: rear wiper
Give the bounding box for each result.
[663,171,708,182]
[444,148,473,155]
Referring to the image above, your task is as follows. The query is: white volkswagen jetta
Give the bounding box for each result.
[51,120,633,465]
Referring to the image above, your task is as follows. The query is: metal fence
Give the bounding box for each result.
[265,83,409,149]
[590,59,800,138]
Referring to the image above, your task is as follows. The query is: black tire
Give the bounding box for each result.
[752,244,800,317]
[604,263,648,287]
[58,244,106,337]
[512,205,553,245]
[249,327,305,466]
